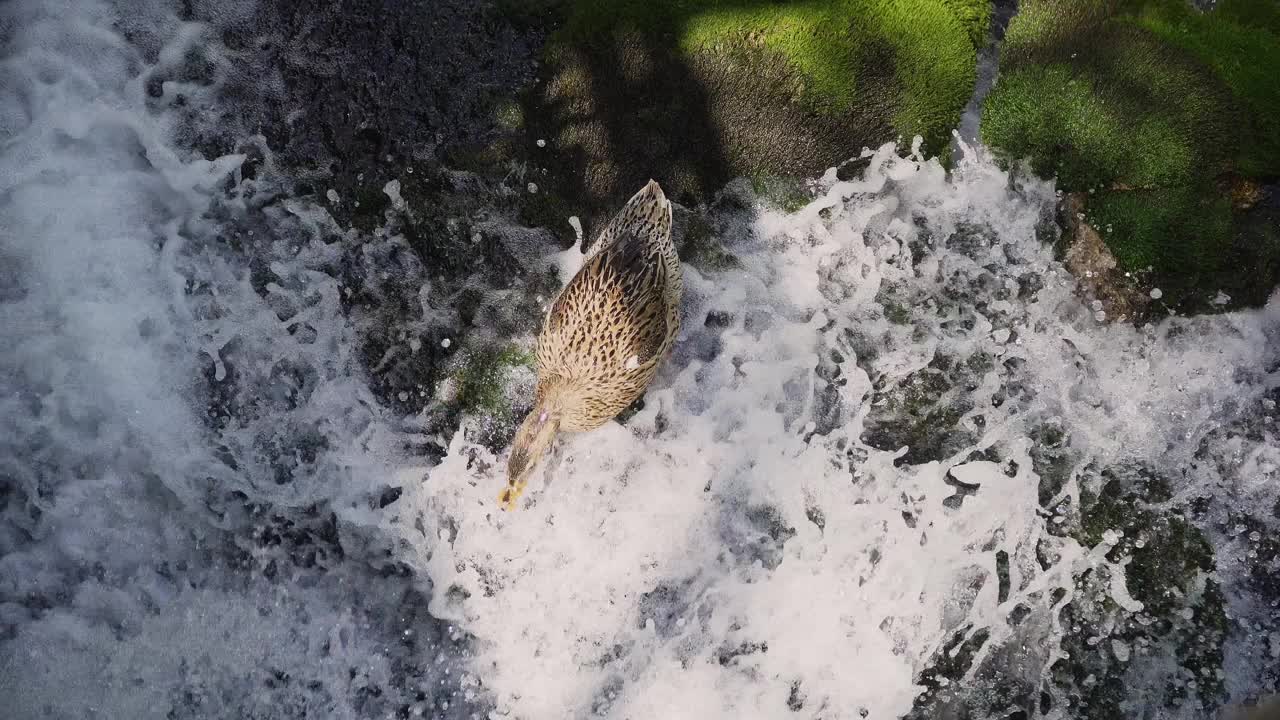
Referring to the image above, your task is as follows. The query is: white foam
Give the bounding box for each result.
[1,0,474,716]
[389,142,1280,718]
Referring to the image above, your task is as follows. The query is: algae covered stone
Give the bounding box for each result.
[982,0,1280,314]
[512,0,990,231]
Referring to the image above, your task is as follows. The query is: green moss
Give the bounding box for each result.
[558,0,986,156]
[991,0,1280,181]
[348,184,392,232]
[940,0,993,49]
[963,351,994,375]
[1078,465,1169,545]
[1088,187,1280,310]
[1086,188,1228,300]
[446,139,517,177]
[1053,464,1228,714]
[998,0,1113,67]
[494,98,525,132]
[1028,422,1076,508]
[1074,465,1219,618]
[982,0,1280,312]
[453,344,536,418]
[1216,0,1280,35]
[1128,0,1280,176]
[882,301,912,325]
[1174,579,1229,703]
[677,212,741,271]
[750,173,811,212]
[860,354,980,465]
[983,31,1233,189]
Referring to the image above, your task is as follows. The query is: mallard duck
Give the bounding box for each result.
[500,180,683,510]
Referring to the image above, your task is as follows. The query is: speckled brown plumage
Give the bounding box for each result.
[500,180,682,509]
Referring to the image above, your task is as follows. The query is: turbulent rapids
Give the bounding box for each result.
[1,1,1278,719]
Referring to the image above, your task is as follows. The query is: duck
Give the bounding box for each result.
[500,180,683,510]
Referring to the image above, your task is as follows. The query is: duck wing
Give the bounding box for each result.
[585,179,671,261]
[543,225,672,370]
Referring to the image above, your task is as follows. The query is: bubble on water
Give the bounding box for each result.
[384,179,406,210]
[1150,288,1163,300]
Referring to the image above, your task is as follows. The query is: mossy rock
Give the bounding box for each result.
[909,457,1234,717]
[512,0,989,236]
[452,343,537,420]
[439,342,538,453]
[1075,465,1217,616]
[982,0,1280,313]
[1085,187,1280,310]
[674,209,741,272]
[1044,463,1230,716]
[860,351,984,465]
[750,173,812,213]
[1049,566,1228,718]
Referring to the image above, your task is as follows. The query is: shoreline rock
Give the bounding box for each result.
[981,0,1280,314]
[1059,193,1154,323]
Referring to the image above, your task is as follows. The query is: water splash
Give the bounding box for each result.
[0,1,479,717]
[393,140,1280,718]
[2,0,1278,718]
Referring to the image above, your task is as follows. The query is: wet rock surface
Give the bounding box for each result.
[1058,193,1154,324]
[192,0,575,447]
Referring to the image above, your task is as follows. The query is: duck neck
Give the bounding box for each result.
[534,375,573,416]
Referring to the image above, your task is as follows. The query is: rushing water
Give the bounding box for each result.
[2,1,1278,719]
